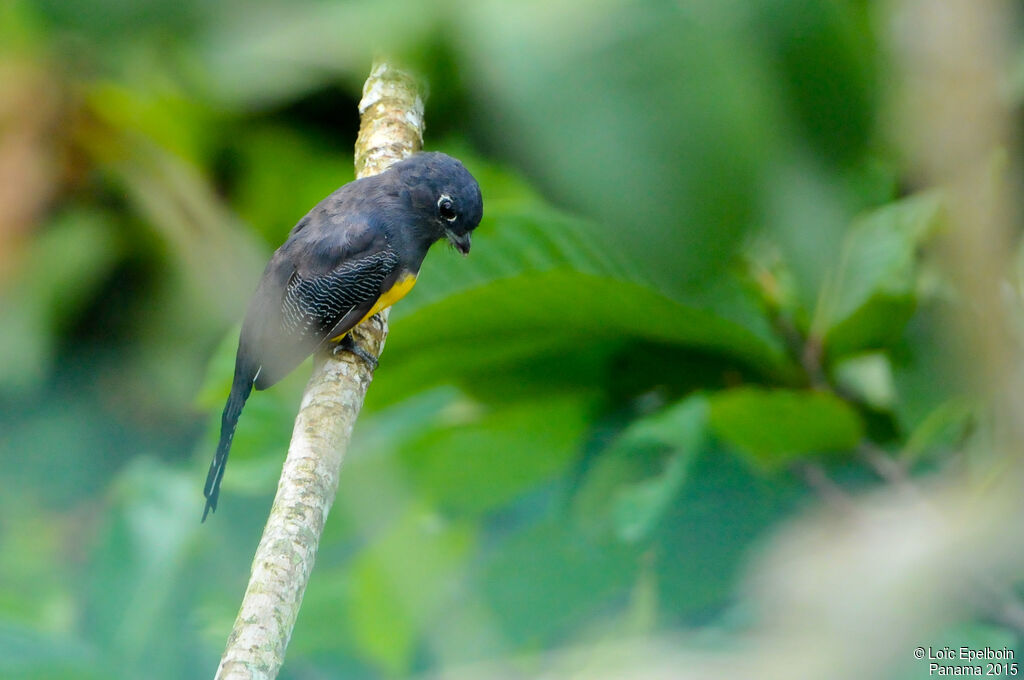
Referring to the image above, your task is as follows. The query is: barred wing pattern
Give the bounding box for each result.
[281,248,400,341]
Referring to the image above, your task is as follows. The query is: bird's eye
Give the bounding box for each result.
[438,195,457,222]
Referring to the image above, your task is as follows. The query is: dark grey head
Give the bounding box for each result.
[389,151,483,255]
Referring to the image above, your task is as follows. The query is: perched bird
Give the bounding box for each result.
[203,152,483,520]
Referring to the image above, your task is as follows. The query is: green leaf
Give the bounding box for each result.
[0,621,100,679]
[0,210,121,392]
[709,388,863,468]
[197,1,436,108]
[365,154,787,408]
[608,396,709,542]
[85,458,206,678]
[612,452,690,544]
[346,507,474,675]
[819,192,944,356]
[825,295,917,359]
[831,351,896,410]
[891,303,970,434]
[349,563,415,677]
[652,445,805,615]
[461,1,778,288]
[403,201,639,311]
[229,125,354,245]
[902,397,976,465]
[86,81,213,165]
[573,396,709,543]
[615,395,710,452]
[481,519,637,646]
[400,394,593,515]
[377,271,786,408]
[755,0,878,166]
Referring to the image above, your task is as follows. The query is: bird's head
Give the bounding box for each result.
[394,152,483,255]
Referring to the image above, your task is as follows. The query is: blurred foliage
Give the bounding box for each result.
[0,0,1020,678]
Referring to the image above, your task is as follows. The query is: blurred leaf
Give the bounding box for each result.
[350,562,415,676]
[0,400,132,506]
[0,2,1000,678]
[86,81,213,165]
[614,395,709,453]
[826,295,917,360]
[372,151,787,408]
[653,446,804,618]
[573,436,664,541]
[229,125,354,244]
[755,0,878,166]
[98,141,266,325]
[762,157,853,316]
[0,211,121,392]
[197,1,435,108]
[463,0,778,289]
[84,457,207,679]
[819,192,944,356]
[482,519,637,646]
[31,0,206,41]
[193,324,242,411]
[0,621,99,679]
[401,394,593,515]
[575,395,709,543]
[0,507,75,629]
[613,452,690,544]
[709,388,863,468]
[347,507,474,675]
[901,397,976,465]
[891,302,969,434]
[0,1,46,52]
[404,200,639,309]
[831,352,896,411]
[381,271,786,408]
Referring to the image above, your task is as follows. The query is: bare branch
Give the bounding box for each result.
[214,60,424,680]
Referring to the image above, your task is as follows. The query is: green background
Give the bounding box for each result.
[0,0,1018,678]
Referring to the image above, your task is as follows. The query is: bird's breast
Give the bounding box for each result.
[330,271,418,341]
[370,271,418,316]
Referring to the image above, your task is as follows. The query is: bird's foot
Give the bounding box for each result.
[333,334,378,370]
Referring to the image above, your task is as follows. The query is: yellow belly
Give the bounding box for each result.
[330,272,417,341]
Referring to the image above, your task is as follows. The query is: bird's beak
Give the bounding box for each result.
[446,230,471,256]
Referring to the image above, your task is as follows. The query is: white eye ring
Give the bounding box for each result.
[438,194,457,222]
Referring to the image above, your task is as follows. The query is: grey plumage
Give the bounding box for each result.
[202,152,483,520]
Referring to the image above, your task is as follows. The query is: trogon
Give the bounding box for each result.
[203,152,483,520]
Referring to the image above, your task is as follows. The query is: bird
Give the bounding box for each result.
[202,151,483,521]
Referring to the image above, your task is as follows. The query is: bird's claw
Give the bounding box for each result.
[333,335,378,370]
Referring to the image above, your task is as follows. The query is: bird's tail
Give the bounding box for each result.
[202,358,257,521]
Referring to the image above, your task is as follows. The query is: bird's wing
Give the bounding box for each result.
[281,246,399,340]
[244,219,400,390]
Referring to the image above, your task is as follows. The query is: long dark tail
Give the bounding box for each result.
[202,358,257,521]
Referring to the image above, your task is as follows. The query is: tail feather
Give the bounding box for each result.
[202,360,257,521]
